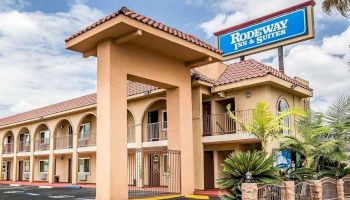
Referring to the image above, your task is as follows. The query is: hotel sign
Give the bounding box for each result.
[215,1,315,59]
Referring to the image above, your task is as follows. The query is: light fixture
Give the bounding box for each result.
[245,91,252,98]
[291,83,297,89]
[143,90,151,96]
[245,171,252,182]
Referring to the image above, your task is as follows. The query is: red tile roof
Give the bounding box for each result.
[214,59,312,90]
[65,7,222,55]
[0,60,311,127]
[0,82,159,126]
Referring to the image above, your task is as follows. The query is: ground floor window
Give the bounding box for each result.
[24,160,30,173]
[39,160,49,173]
[78,158,90,173]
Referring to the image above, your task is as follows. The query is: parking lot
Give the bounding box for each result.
[0,184,96,200]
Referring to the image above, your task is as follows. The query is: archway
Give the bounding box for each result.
[3,130,14,154]
[127,109,136,143]
[34,123,50,151]
[18,127,30,153]
[54,119,74,150]
[77,113,97,148]
[142,99,167,142]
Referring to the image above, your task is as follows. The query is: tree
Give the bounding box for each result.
[227,102,306,152]
[217,151,281,200]
[323,0,350,17]
[280,113,346,169]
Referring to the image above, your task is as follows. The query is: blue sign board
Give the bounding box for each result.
[218,8,308,57]
[274,150,292,170]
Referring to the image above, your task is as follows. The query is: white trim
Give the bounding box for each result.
[201,133,259,144]
[142,140,168,148]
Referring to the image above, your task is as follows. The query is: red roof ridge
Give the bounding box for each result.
[65,7,222,54]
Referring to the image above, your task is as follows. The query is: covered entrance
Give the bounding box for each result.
[65,6,223,199]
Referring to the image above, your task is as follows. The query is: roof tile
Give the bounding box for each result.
[65,7,222,55]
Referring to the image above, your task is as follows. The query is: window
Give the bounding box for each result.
[78,158,90,173]
[39,160,49,173]
[277,98,290,135]
[24,160,30,173]
[80,123,91,138]
[40,131,50,144]
[161,110,167,131]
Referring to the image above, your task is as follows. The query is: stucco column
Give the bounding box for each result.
[167,85,195,194]
[312,180,322,200]
[71,132,79,185]
[242,183,258,200]
[213,150,219,188]
[48,135,55,183]
[135,124,142,148]
[192,86,204,190]
[12,135,18,181]
[135,150,143,187]
[29,135,35,182]
[96,39,128,200]
[284,181,295,200]
[337,179,344,200]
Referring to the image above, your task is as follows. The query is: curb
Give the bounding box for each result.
[39,186,54,189]
[133,194,210,199]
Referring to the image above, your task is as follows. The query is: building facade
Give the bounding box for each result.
[0,59,312,191]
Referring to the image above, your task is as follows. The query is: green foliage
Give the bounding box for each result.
[217,151,281,199]
[227,102,306,151]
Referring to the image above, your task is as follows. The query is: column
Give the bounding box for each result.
[135,150,143,187]
[12,136,18,181]
[337,179,345,200]
[167,85,195,194]
[241,183,258,200]
[29,134,35,182]
[71,132,79,185]
[312,180,322,200]
[192,86,204,190]
[48,134,54,183]
[213,151,219,188]
[284,181,295,200]
[96,39,128,200]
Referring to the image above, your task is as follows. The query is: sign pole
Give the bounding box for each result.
[240,56,245,62]
[278,46,284,73]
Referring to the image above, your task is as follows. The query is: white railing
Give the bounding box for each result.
[202,109,253,136]
[18,141,31,153]
[35,138,50,151]
[55,135,73,150]
[143,122,167,142]
[78,133,96,147]
[3,143,14,154]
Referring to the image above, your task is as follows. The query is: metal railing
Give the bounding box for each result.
[295,181,315,200]
[343,176,350,198]
[128,125,136,143]
[54,135,73,150]
[128,148,180,199]
[202,109,253,136]
[2,143,14,154]
[35,138,50,151]
[18,141,31,153]
[78,133,96,147]
[143,122,167,142]
[257,183,286,200]
[321,177,338,200]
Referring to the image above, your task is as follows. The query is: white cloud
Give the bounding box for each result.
[0,3,104,117]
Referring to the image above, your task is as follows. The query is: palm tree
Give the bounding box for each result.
[322,0,350,17]
[227,102,306,152]
[217,151,281,200]
[280,113,346,169]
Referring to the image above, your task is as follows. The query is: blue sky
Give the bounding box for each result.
[0,0,349,117]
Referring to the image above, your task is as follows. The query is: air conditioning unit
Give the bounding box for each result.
[78,173,87,181]
[39,173,47,180]
[23,172,30,180]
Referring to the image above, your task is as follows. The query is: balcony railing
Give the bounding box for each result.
[35,138,50,151]
[18,141,31,153]
[128,125,136,143]
[143,122,167,142]
[55,135,73,150]
[78,133,96,147]
[3,143,14,154]
[202,109,253,136]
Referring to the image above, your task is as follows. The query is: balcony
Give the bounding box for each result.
[35,138,50,151]
[143,122,167,142]
[3,143,14,154]
[55,135,73,150]
[78,133,96,148]
[202,109,253,136]
[128,125,136,143]
[18,141,31,153]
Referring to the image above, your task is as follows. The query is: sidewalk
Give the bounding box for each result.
[0,180,96,188]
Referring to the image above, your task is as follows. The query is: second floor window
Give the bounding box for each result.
[40,131,50,144]
[80,123,91,138]
[161,110,167,131]
[278,98,290,135]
